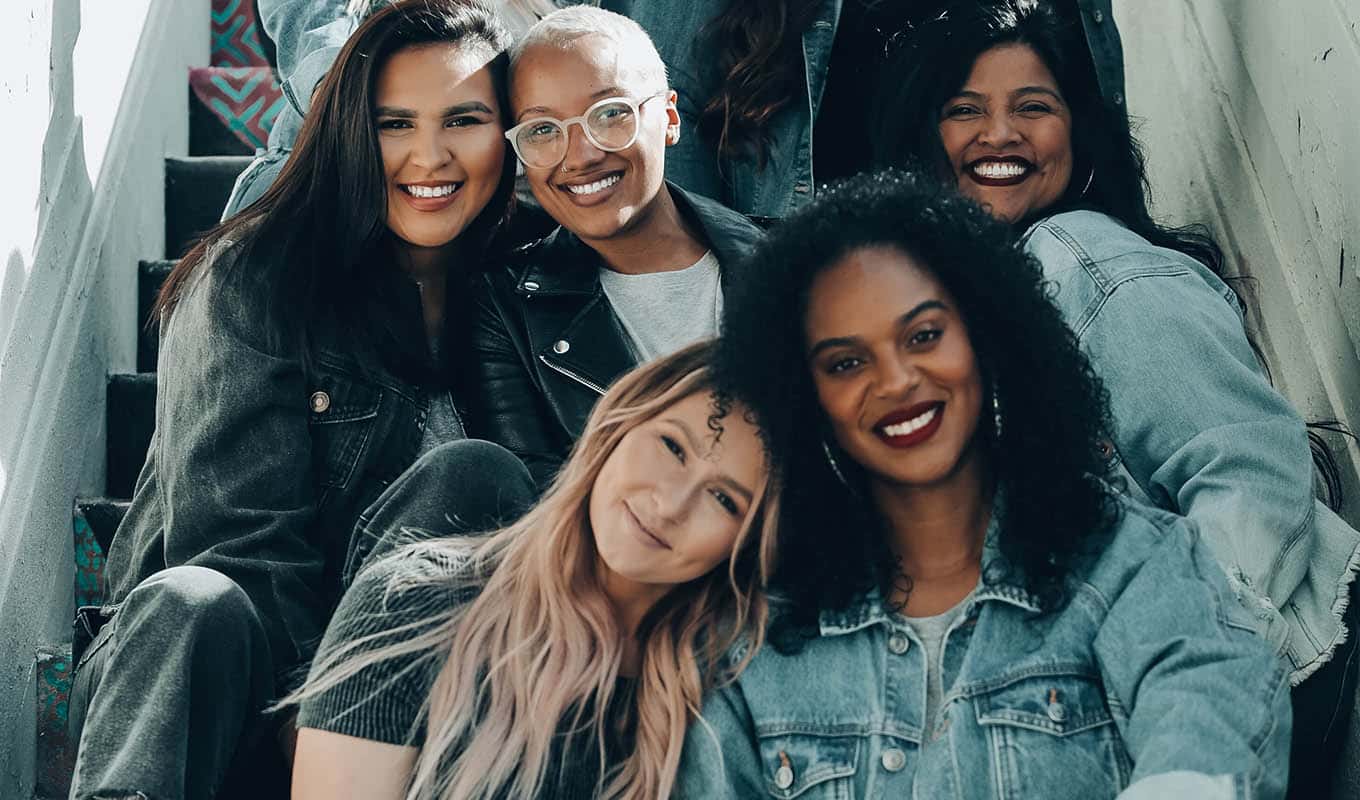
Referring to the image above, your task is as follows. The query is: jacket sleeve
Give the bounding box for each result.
[465,275,567,489]
[257,0,359,116]
[1069,257,1315,631]
[674,685,768,799]
[155,269,327,690]
[1095,516,1292,800]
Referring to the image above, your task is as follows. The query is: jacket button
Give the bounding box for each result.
[552,339,570,354]
[774,764,794,789]
[1047,700,1068,724]
[309,391,330,413]
[523,280,540,292]
[880,747,906,772]
[888,633,910,655]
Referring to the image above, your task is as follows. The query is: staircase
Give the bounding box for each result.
[32,2,279,796]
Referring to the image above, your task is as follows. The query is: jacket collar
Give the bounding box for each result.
[510,181,760,297]
[816,493,1043,637]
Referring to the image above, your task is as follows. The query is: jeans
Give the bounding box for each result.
[67,440,534,800]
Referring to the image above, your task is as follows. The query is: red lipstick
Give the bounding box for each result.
[873,401,945,449]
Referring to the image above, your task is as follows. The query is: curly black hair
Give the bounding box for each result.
[714,169,1117,650]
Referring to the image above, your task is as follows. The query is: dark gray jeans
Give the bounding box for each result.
[67,439,535,800]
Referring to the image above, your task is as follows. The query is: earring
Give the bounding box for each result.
[822,439,851,487]
[992,386,1004,440]
[1079,166,1096,198]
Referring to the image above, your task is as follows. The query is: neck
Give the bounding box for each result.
[598,564,669,677]
[588,186,709,275]
[871,444,994,613]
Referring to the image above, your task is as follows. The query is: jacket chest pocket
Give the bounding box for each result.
[972,673,1130,798]
[306,370,382,491]
[755,732,858,800]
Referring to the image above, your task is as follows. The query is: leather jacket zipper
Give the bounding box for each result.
[538,354,606,395]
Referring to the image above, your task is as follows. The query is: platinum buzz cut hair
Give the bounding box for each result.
[509,5,668,91]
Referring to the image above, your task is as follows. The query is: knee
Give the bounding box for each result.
[128,566,255,631]
[408,439,534,503]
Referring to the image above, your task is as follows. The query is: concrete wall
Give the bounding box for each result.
[0,0,205,794]
[1118,0,1360,527]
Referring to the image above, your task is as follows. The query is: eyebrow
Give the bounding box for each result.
[948,86,1065,104]
[663,416,756,504]
[515,86,628,121]
[807,299,949,359]
[374,101,495,118]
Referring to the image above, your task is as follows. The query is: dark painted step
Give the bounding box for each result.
[106,373,156,499]
[138,260,174,372]
[165,155,253,258]
[75,498,130,556]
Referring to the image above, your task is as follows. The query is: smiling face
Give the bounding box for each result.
[375,42,507,253]
[806,246,985,490]
[588,391,766,592]
[938,43,1074,224]
[509,35,679,245]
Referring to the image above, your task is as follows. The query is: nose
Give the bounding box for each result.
[874,354,920,399]
[409,126,452,171]
[976,111,1021,148]
[651,471,698,527]
[559,121,606,173]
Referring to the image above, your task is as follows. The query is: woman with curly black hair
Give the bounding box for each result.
[674,170,1290,799]
[871,3,1360,795]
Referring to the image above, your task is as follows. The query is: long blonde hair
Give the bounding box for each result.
[297,341,780,799]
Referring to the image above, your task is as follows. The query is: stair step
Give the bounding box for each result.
[137,260,174,371]
[165,155,253,258]
[75,498,127,563]
[106,373,156,499]
[189,89,255,157]
[34,645,75,800]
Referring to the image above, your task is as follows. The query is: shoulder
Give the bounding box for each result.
[1024,210,1202,279]
[672,185,763,259]
[345,539,481,618]
[163,235,296,358]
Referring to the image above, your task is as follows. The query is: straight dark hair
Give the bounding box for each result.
[154,0,515,380]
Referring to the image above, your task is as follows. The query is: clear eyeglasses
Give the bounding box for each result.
[504,92,666,170]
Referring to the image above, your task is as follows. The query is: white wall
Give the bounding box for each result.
[0,0,206,793]
[1119,0,1360,526]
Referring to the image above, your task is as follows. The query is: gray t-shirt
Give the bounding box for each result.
[597,251,722,362]
[904,588,976,738]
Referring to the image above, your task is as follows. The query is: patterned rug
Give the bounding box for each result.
[195,0,286,152]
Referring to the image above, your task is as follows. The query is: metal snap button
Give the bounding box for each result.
[880,747,906,772]
[774,750,794,789]
[552,339,570,354]
[309,391,330,413]
[1047,688,1068,724]
[1093,9,1105,22]
[522,280,540,292]
[888,633,910,655]
[1113,91,1125,106]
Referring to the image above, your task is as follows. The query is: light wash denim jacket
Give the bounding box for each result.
[1023,210,1360,683]
[226,0,1123,220]
[675,495,1291,800]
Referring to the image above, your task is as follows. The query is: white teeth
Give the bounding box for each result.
[567,174,621,195]
[404,183,458,198]
[881,406,940,438]
[972,161,1029,179]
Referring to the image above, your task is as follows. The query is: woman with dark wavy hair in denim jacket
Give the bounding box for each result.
[869,2,1360,795]
[65,3,528,798]
[677,170,1290,799]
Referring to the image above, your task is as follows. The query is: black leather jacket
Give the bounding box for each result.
[469,185,762,487]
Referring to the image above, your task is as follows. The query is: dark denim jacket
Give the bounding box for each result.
[677,495,1291,799]
[101,250,461,692]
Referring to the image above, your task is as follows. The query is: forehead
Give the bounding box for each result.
[806,246,952,336]
[376,42,498,101]
[510,36,655,112]
[662,391,766,481]
[961,43,1060,92]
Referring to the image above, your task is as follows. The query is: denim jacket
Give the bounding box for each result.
[102,246,461,693]
[1023,210,1360,683]
[675,496,1292,800]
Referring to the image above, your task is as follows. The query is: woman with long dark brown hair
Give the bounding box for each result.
[65,2,519,797]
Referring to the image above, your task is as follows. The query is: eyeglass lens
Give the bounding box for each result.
[515,100,639,168]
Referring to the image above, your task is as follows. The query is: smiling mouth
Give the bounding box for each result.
[624,502,671,550]
[400,182,461,198]
[874,402,945,448]
[966,157,1034,187]
[563,172,622,196]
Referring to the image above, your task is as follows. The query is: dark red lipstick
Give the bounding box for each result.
[873,401,945,449]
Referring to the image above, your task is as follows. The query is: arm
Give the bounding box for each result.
[256,0,360,116]
[674,685,767,799]
[465,276,568,489]
[155,268,326,688]
[1094,515,1292,800]
[1073,267,1314,621]
[292,729,416,800]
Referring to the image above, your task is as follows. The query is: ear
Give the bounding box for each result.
[663,89,681,146]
